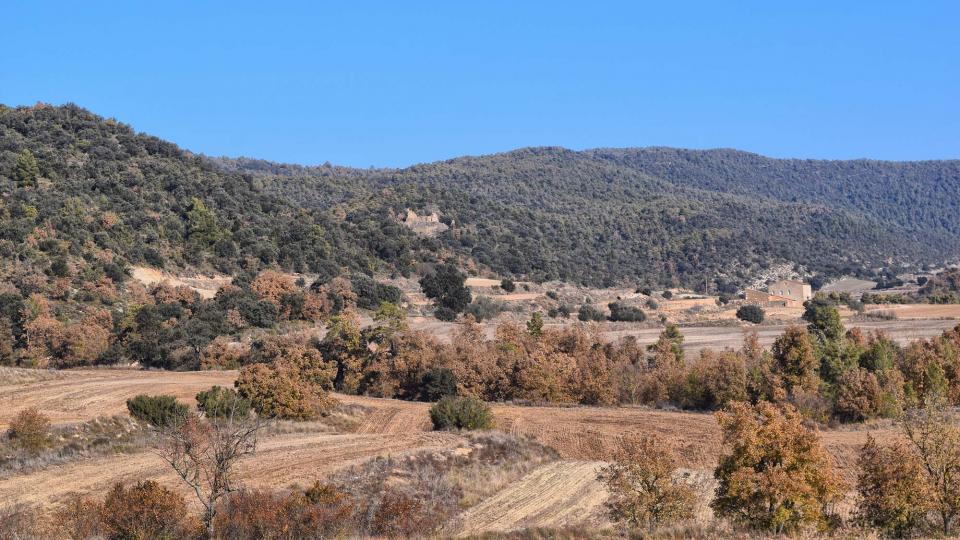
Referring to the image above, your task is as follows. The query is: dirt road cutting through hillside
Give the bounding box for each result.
[450,460,609,536]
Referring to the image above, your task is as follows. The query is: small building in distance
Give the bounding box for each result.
[744,279,813,308]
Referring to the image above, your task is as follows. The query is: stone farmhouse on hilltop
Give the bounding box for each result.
[744,279,813,308]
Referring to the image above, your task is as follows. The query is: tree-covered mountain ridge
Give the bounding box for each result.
[2,102,958,290]
[234,145,960,288]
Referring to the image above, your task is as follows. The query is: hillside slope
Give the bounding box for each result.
[3,103,958,290]
[0,103,423,281]
[251,147,960,288]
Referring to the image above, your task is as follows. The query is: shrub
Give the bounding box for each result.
[419,368,459,402]
[371,489,441,538]
[662,290,674,299]
[6,407,50,454]
[598,434,696,531]
[712,401,846,534]
[236,361,337,420]
[429,396,494,430]
[350,274,402,310]
[607,302,646,322]
[101,481,195,540]
[434,306,457,321]
[736,304,765,324]
[500,278,516,292]
[856,435,932,537]
[681,352,748,410]
[901,396,960,535]
[0,503,43,540]
[126,395,189,427]
[212,486,355,540]
[577,304,606,322]
[546,290,559,300]
[463,296,505,322]
[57,495,105,540]
[196,386,252,419]
[645,298,659,310]
[420,264,472,314]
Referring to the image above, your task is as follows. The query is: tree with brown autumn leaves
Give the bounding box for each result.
[598,433,696,531]
[712,401,846,534]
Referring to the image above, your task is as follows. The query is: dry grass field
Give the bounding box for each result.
[0,368,906,534]
[865,303,960,319]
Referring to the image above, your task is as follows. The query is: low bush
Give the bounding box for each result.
[429,396,494,430]
[6,407,50,454]
[126,395,189,427]
[196,386,252,419]
[213,485,355,540]
[101,481,197,540]
[577,304,606,322]
[350,274,402,310]
[463,296,506,322]
[607,302,646,322]
[736,304,765,324]
[500,279,516,292]
[434,306,457,321]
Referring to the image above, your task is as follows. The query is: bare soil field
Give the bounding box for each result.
[821,278,877,295]
[407,316,959,355]
[451,460,609,535]
[130,266,232,299]
[865,303,960,320]
[0,369,234,429]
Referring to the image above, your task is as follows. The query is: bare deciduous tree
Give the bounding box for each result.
[154,402,262,536]
[902,394,960,535]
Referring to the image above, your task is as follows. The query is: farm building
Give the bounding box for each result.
[744,279,812,308]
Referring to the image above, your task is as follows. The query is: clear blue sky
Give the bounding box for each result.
[3,1,958,167]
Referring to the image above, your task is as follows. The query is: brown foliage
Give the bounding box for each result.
[200,336,251,370]
[101,480,196,540]
[712,401,846,534]
[250,270,298,311]
[598,434,696,531]
[771,325,819,393]
[856,434,932,537]
[835,368,884,422]
[371,488,446,538]
[901,395,960,535]
[57,494,105,540]
[236,338,337,420]
[212,484,355,540]
[7,407,51,454]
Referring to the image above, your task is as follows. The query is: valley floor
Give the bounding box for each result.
[0,368,905,535]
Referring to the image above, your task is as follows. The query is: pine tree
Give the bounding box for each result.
[14,149,39,187]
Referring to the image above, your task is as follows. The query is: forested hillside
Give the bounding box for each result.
[0,104,425,280]
[2,103,958,292]
[251,147,960,288]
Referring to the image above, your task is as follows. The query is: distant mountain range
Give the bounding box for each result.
[3,103,958,290]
